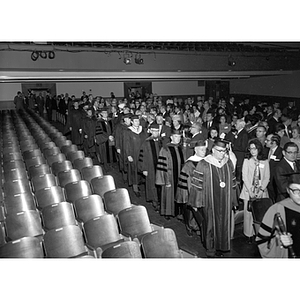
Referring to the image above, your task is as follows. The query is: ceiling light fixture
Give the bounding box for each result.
[228,55,236,67]
[135,53,144,64]
[123,52,132,65]
[31,51,39,61]
[48,51,55,59]
[39,51,47,59]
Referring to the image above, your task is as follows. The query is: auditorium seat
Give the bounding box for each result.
[41,202,77,231]
[54,137,71,149]
[43,225,88,258]
[35,186,66,210]
[46,153,66,167]
[81,165,103,183]
[3,159,26,173]
[40,141,56,152]
[51,160,73,176]
[28,164,51,179]
[73,157,93,172]
[117,205,154,242]
[31,173,57,193]
[64,180,92,203]
[99,241,142,259]
[43,146,61,158]
[3,152,23,162]
[74,194,105,224]
[61,144,78,156]
[67,150,85,163]
[3,145,21,155]
[4,192,36,215]
[25,156,46,170]
[57,169,81,188]
[5,210,43,241]
[3,178,32,197]
[141,228,182,258]
[91,175,116,198]
[19,140,38,153]
[103,188,132,215]
[4,167,28,182]
[22,149,43,161]
[0,236,44,258]
[83,214,125,255]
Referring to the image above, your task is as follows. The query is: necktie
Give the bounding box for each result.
[293,162,297,172]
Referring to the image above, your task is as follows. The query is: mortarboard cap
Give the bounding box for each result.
[122,113,132,119]
[171,128,182,136]
[213,138,230,148]
[282,172,300,185]
[194,140,207,148]
[149,123,160,130]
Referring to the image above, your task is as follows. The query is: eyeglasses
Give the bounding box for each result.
[286,151,298,155]
[289,188,300,195]
[214,148,227,153]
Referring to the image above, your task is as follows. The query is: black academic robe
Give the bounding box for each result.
[65,108,84,146]
[138,137,163,202]
[124,126,147,186]
[95,118,117,166]
[82,115,97,154]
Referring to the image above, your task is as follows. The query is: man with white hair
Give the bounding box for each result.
[185,121,208,158]
[176,140,207,236]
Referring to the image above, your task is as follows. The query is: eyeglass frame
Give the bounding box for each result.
[288,187,300,195]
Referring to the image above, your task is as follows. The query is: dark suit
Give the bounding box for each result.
[203,120,217,132]
[274,158,300,202]
[158,124,171,147]
[267,117,280,135]
[266,146,283,202]
[283,124,292,139]
[226,128,248,183]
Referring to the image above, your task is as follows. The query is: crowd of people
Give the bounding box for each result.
[14,88,300,258]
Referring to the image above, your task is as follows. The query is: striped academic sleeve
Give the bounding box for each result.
[190,169,204,191]
[177,170,189,190]
[156,155,168,172]
[138,148,144,163]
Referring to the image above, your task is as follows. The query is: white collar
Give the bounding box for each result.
[187,155,204,162]
[205,154,228,168]
[128,125,143,134]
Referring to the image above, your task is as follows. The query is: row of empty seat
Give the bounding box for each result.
[0,109,197,258]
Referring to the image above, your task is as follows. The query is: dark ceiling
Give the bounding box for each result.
[5,41,300,54]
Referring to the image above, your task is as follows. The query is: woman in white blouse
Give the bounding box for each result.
[240,138,270,243]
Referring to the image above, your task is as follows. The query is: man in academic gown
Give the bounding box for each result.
[95,107,117,172]
[115,113,132,183]
[176,140,207,236]
[185,121,208,159]
[256,173,300,258]
[124,115,148,197]
[81,106,97,162]
[189,138,238,258]
[156,129,186,219]
[65,99,84,148]
[138,123,163,209]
